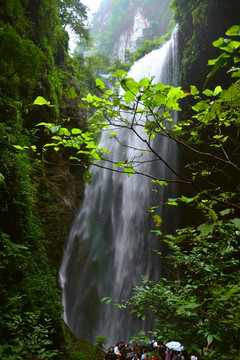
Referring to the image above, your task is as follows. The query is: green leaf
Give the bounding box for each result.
[124,166,135,177]
[111,70,127,78]
[87,93,93,103]
[58,127,71,136]
[96,78,105,89]
[206,52,230,84]
[220,208,233,216]
[167,198,179,206]
[226,25,240,36]
[202,89,214,96]
[174,234,188,244]
[69,156,80,161]
[209,208,218,222]
[36,122,54,127]
[119,103,134,110]
[179,195,197,203]
[71,128,82,135]
[33,96,50,106]
[214,86,222,95]
[151,180,168,186]
[207,335,213,345]
[103,90,114,98]
[101,297,110,303]
[125,91,136,104]
[13,145,28,150]
[212,37,237,53]
[231,218,240,229]
[184,302,200,309]
[197,223,215,236]
[91,151,101,161]
[139,78,150,88]
[83,170,92,185]
[50,125,61,134]
[190,85,199,95]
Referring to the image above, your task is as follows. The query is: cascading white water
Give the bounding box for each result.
[60,26,180,345]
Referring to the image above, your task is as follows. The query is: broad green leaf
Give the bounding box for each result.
[119,104,134,110]
[226,25,240,36]
[220,208,233,216]
[209,208,218,222]
[174,234,188,244]
[139,78,150,87]
[83,170,92,184]
[202,89,214,96]
[124,166,135,177]
[96,78,105,89]
[125,90,136,104]
[87,93,93,103]
[184,302,200,309]
[91,151,101,161]
[207,335,213,345]
[152,94,165,106]
[111,70,127,78]
[192,101,208,112]
[167,86,182,99]
[206,52,230,84]
[58,127,71,136]
[33,96,50,106]
[231,68,240,77]
[197,223,215,236]
[86,142,97,149]
[71,128,82,135]
[212,37,238,53]
[179,195,198,203]
[103,90,114,98]
[190,85,199,95]
[167,198,179,206]
[13,145,28,150]
[50,125,61,134]
[214,85,222,95]
[231,218,240,229]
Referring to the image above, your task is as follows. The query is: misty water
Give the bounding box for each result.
[60,26,180,345]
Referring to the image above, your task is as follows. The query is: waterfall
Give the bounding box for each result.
[60,26,180,345]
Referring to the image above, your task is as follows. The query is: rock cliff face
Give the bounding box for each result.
[112,8,150,59]
[92,0,172,59]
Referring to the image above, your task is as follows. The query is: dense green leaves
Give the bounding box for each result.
[58,0,89,41]
[128,215,240,358]
[0,0,95,358]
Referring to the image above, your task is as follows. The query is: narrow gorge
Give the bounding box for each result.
[60,26,180,345]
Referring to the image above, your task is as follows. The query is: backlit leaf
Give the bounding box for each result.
[33,96,50,106]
